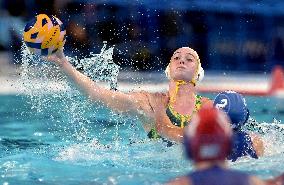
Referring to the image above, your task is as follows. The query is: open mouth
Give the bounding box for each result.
[176,66,186,70]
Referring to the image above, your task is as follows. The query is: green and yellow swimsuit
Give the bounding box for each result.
[147,95,203,139]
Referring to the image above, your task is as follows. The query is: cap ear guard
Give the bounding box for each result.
[183,108,233,162]
[196,63,204,82]
[184,133,233,161]
[165,64,170,79]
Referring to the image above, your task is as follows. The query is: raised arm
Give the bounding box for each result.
[47,50,143,114]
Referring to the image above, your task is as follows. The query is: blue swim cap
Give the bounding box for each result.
[213,91,249,130]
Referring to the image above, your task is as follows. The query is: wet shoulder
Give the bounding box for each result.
[127,91,168,115]
[145,91,169,109]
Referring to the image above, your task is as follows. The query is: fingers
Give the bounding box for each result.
[42,55,53,61]
[42,55,57,63]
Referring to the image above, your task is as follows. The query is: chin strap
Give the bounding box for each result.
[169,80,186,105]
[169,80,196,105]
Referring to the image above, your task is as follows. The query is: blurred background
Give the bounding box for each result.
[1,0,284,73]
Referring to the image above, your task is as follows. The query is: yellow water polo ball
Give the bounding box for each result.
[23,14,66,56]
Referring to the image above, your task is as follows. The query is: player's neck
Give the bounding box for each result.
[169,80,196,102]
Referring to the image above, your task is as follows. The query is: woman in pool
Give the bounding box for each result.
[48,46,265,160]
[47,47,212,140]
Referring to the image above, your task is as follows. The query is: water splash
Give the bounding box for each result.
[17,42,120,143]
[244,117,284,156]
[68,41,120,90]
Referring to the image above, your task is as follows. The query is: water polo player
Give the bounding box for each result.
[214,91,264,161]
[46,47,212,139]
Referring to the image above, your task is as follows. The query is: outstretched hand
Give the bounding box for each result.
[43,48,66,65]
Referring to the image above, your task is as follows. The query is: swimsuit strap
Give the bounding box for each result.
[167,95,203,128]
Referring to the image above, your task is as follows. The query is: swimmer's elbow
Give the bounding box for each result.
[89,90,140,114]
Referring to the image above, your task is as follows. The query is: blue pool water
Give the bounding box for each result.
[1,93,284,185]
[2,45,284,184]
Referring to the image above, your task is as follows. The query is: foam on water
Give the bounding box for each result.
[245,117,284,156]
[67,41,119,90]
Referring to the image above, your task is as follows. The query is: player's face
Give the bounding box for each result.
[169,48,198,82]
